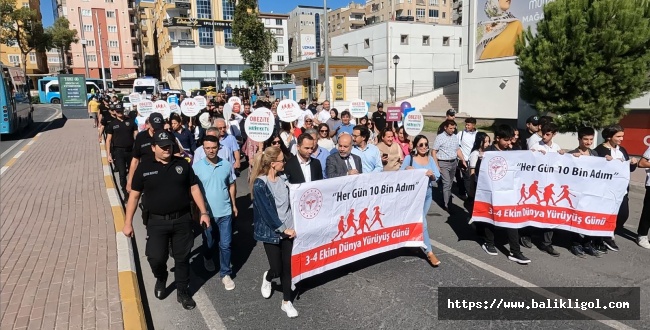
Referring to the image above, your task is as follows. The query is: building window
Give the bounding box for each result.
[277,46,284,53]
[277,55,284,62]
[407,9,411,16]
[422,35,430,46]
[22,2,29,8]
[459,37,462,46]
[29,52,36,63]
[222,0,234,20]
[87,54,97,62]
[105,0,113,2]
[110,55,120,62]
[429,9,439,17]
[107,26,117,33]
[107,11,115,18]
[443,36,450,46]
[109,40,118,48]
[416,8,425,18]
[197,0,212,19]
[224,27,235,47]
[81,9,91,16]
[83,25,93,32]
[8,55,20,64]
[48,57,61,63]
[86,39,95,46]
[198,26,214,46]
[344,43,348,53]
[276,37,283,44]
[429,0,438,5]
[400,34,408,45]
[364,38,370,48]
[442,12,446,18]
[275,19,282,26]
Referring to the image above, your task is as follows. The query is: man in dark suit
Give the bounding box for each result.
[326,133,362,178]
[284,133,323,184]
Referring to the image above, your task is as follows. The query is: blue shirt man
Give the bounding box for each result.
[214,118,241,170]
[350,125,383,173]
[192,135,237,288]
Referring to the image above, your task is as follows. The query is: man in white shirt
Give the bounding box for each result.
[456,117,478,198]
[526,116,553,150]
[295,99,311,128]
[316,100,331,125]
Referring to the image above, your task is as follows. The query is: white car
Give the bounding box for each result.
[122,96,132,111]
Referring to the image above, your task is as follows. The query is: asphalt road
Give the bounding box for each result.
[0,104,60,165]
[118,163,649,330]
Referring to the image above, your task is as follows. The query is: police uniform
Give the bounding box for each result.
[106,104,137,195]
[130,130,199,309]
[371,102,387,131]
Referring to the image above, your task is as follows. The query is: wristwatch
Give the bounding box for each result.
[200,212,209,216]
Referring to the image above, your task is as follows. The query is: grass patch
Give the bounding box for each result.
[423,119,442,133]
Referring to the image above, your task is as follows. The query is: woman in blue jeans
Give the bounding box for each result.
[400,134,442,267]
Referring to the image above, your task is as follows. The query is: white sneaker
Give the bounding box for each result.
[261,271,272,298]
[222,275,235,291]
[638,236,650,249]
[204,257,216,272]
[281,301,299,318]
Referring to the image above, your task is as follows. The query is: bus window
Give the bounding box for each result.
[48,84,60,92]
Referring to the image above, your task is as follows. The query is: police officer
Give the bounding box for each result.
[123,130,211,310]
[98,99,115,142]
[105,103,137,198]
[371,102,387,131]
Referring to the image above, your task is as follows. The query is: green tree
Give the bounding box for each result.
[240,67,264,87]
[0,2,52,72]
[46,17,79,73]
[231,0,277,87]
[515,0,650,131]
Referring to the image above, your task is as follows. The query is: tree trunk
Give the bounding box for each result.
[60,46,67,73]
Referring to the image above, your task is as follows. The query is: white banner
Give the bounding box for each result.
[290,170,428,287]
[472,151,630,237]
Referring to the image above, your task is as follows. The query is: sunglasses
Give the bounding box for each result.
[305,120,313,123]
[417,143,429,148]
[271,140,280,145]
[320,129,328,133]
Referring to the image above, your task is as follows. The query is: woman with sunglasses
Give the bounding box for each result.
[400,135,442,267]
[250,147,299,318]
[316,123,335,151]
[264,133,293,161]
[366,119,378,145]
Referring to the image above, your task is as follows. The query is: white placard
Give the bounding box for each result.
[244,107,275,142]
[169,102,181,115]
[199,112,212,129]
[153,100,171,119]
[277,99,301,122]
[228,96,242,107]
[403,111,424,136]
[137,100,154,117]
[349,99,368,118]
[194,95,207,109]
[223,103,233,121]
[181,99,200,117]
[129,93,142,104]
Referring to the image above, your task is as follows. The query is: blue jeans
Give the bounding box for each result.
[202,214,233,278]
[422,188,433,253]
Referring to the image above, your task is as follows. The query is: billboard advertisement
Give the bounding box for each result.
[301,34,316,60]
[475,0,553,61]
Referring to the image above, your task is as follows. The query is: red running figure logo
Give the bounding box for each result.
[331,206,387,242]
[517,182,576,208]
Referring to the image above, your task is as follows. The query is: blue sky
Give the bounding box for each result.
[40,0,353,27]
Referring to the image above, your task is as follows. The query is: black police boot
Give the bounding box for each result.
[154,275,167,300]
[177,288,196,310]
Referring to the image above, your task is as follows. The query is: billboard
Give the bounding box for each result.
[301,34,316,60]
[475,0,553,61]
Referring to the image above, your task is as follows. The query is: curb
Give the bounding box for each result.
[100,142,147,330]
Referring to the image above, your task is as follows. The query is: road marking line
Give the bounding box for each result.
[0,167,7,175]
[14,150,24,158]
[430,239,635,330]
[0,107,60,159]
[0,141,23,159]
[193,288,227,330]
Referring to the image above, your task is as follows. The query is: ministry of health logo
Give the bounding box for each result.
[299,188,323,219]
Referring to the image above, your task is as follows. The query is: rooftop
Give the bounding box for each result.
[285,56,372,73]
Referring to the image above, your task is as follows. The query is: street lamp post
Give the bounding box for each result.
[392,55,400,102]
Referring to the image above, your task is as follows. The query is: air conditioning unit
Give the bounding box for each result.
[112,61,120,66]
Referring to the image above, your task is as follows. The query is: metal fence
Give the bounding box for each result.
[359,80,438,104]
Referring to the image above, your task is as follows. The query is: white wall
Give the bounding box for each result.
[172,46,245,66]
[331,21,462,102]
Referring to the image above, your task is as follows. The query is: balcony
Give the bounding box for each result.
[416,0,425,5]
[164,0,191,10]
[141,23,148,31]
[170,39,195,47]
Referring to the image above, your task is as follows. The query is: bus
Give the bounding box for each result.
[43,80,100,104]
[37,77,113,103]
[0,64,33,135]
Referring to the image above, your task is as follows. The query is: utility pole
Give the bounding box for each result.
[79,8,89,77]
[323,0,330,101]
[94,11,107,90]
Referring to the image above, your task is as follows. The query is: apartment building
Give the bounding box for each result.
[287,5,328,63]
[0,0,48,77]
[326,2,365,44]
[365,0,453,25]
[137,0,159,78]
[46,49,63,73]
[259,12,289,84]
[147,0,250,91]
[52,0,139,84]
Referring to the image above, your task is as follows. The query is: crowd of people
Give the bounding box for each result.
[93,92,650,318]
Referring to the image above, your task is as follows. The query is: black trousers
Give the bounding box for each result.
[477,222,521,254]
[263,238,293,301]
[616,194,630,232]
[112,147,132,193]
[520,227,553,247]
[638,187,650,236]
[145,212,194,289]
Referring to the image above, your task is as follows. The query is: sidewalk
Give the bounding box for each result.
[0,119,123,329]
